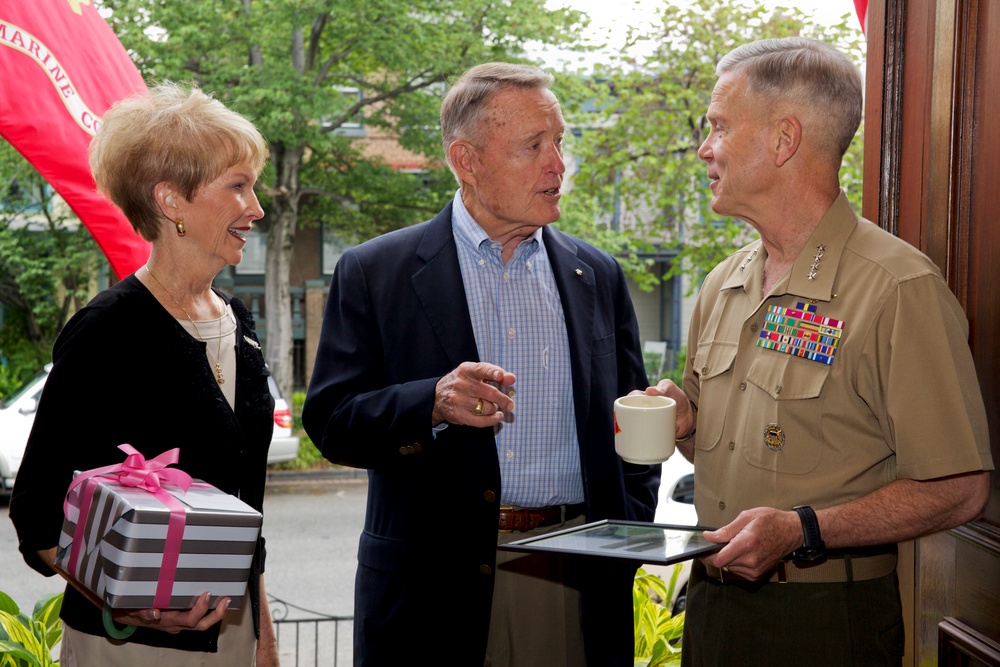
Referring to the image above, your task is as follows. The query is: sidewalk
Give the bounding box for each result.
[264,466,367,494]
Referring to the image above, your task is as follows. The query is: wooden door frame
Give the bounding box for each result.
[863,1,1000,664]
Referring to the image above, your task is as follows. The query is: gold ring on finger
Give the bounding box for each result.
[473,398,485,416]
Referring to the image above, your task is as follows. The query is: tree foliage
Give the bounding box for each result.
[556,0,866,292]
[0,142,102,393]
[97,0,591,395]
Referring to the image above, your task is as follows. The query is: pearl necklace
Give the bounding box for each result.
[145,266,226,385]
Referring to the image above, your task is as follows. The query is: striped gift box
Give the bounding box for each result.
[55,476,262,610]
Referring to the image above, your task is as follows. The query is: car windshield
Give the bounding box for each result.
[1,367,48,408]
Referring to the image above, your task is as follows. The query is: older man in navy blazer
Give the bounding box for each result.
[303,62,661,666]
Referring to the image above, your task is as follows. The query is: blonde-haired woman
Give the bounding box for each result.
[11,82,279,666]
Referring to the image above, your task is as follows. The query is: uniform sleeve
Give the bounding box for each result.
[862,274,993,480]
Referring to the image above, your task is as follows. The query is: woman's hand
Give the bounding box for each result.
[256,575,280,666]
[113,593,230,634]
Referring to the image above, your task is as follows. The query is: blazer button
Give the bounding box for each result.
[483,490,496,503]
[411,442,423,453]
[479,564,493,575]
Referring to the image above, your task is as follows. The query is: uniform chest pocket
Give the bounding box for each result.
[691,340,738,454]
[741,354,830,474]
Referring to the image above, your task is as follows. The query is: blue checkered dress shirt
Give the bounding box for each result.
[452,191,583,507]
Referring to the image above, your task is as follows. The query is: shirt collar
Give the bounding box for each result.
[720,190,858,303]
[451,189,543,259]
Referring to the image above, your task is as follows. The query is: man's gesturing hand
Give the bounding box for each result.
[433,362,516,427]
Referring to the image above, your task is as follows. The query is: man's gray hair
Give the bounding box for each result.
[440,62,554,176]
[718,37,863,161]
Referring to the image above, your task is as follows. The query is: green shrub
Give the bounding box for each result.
[634,567,684,666]
[0,591,62,667]
[0,320,50,400]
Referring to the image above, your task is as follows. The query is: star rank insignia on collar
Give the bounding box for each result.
[807,245,827,281]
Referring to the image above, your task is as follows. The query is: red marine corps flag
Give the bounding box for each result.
[854,0,868,35]
[0,0,151,279]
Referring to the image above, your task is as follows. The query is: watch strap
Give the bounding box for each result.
[791,505,826,561]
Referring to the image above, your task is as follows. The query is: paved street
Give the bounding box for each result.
[0,471,368,666]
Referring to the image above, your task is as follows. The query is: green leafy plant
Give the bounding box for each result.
[0,591,63,666]
[634,567,685,667]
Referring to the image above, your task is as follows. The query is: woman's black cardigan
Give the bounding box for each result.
[10,274,274,653]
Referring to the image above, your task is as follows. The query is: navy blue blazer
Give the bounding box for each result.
[303,202,660,665]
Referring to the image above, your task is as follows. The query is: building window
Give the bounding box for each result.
[322,88,365,137]
[322,224,354,275]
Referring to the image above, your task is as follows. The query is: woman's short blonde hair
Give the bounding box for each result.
[89,82,268,241]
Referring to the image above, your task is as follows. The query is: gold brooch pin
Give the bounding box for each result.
[243,335,260,350]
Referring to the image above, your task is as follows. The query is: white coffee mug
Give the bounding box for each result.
[613,394,676,464]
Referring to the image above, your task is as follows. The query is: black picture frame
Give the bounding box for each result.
[498,520,723,565]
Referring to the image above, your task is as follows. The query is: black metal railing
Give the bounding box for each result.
[269,594,353,666]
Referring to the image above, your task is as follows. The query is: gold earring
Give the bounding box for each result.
[175,215,186,237]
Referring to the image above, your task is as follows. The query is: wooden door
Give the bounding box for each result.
[863,0,1000,664]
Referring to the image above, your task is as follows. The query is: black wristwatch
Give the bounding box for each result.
[790,505,827,561]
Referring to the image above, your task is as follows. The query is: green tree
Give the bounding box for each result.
[0,142,103,393]
[99,0,590,396]
[557,0,866,292]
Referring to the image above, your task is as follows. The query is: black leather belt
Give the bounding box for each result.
[497,504,586,532]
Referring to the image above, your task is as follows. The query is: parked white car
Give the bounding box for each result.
[266,375,301,465]
[0,365,300,497]
[0,364,50,496]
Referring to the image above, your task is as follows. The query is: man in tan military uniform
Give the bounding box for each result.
[650,37,993,666]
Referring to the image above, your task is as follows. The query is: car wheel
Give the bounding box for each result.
[671,584,687,615]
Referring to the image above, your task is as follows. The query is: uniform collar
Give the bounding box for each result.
[720,191,858,303]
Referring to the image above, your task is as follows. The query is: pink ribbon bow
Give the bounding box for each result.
[113,444,193,494]
[64,444,193,609]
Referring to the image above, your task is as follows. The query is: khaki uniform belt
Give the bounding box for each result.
[705,552,897,584]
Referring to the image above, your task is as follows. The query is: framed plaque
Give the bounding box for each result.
[498,520,723,565]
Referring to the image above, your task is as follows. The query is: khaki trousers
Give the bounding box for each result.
[485,513,588,667]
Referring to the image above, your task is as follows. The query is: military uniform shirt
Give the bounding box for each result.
[685,192,994,528]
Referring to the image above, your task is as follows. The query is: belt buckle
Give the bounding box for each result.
[776,560,789,584]
[498,506,515,533]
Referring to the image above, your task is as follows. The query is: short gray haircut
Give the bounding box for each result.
[717,37,863,161]
[440,62,554,175]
